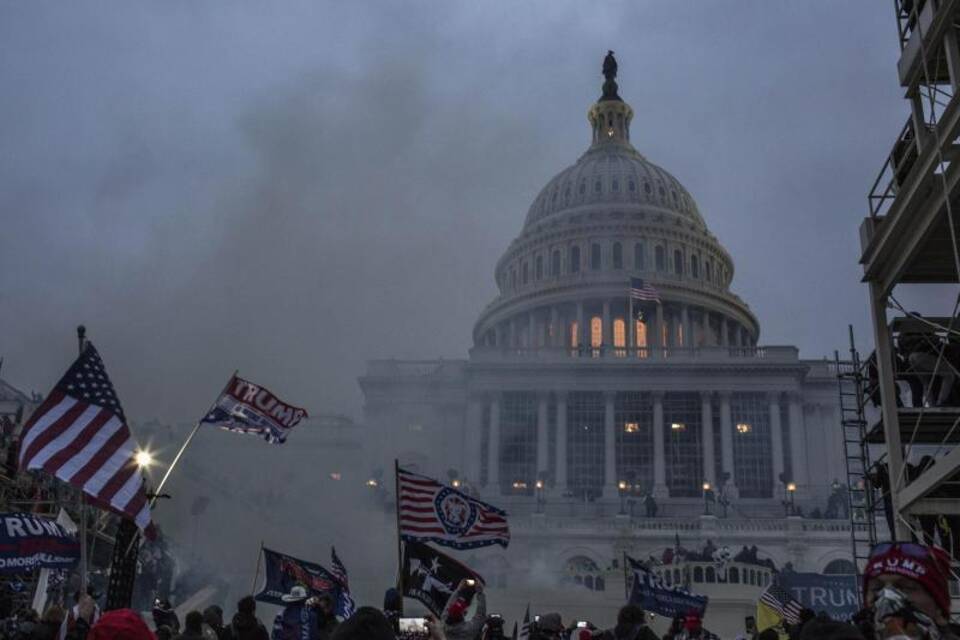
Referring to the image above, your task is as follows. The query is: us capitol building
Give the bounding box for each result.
[359,56,858,635]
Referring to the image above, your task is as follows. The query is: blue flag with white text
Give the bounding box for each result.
[626,555,708,618]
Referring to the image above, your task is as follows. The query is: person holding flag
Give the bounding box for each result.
[441,579,486,640]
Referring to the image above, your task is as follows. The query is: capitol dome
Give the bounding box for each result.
[472,57,759,354]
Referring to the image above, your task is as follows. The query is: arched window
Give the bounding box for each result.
[705,260,712,282]
[522,262,529,285]
[590,317,602,348]
[655,246,665,271]
[674,250,683,275]
[634,243,644,270]
[693,567,704,583]
[706,567,716,583]
[635,320,647,349]
[551,250,561,276]
[691,255,699,279]
[591,244,602,270]
[570,246,581,273]
[535,255,543,280]
[729,567,740,583]
[613,319,626,348]
[613,243,623,269]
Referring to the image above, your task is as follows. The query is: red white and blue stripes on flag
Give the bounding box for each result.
[200,374,307,444]
[397,467,510,550]
[629,277,660,302]
[330,547,356,618]
[18,344,152,531]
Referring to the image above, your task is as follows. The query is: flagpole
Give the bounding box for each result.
[623,551,628,602]
[250,540,264,593]
[77,325,89,594]
[150,371,238,507]
[394,459,404,616]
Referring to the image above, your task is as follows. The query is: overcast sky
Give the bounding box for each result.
[0,2,939,423]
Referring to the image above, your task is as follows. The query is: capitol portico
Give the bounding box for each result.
[359,56,857,634]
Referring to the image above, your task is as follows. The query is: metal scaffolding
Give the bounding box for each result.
[861,0,960,548]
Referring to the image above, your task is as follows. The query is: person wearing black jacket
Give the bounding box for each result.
[594,605,658,640]
[225,596,269,640]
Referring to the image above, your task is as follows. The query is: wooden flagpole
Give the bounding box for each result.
[394,459,404,616]
[250,540,264,593]
[77,326,89,594]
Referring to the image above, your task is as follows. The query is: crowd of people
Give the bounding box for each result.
[0,542,957,640]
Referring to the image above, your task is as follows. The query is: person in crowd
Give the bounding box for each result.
[796,612,864,640]
[441,579,486,640]
[381,588,402,634]
[857,542,959,639]
[593,604,658,640]
[60,590,100,640]
[328,607,395,640]
[153,598,181,635]
[31,606,65,640]
[203,606,228,640]
[308,593,338,640]
[225,595,269,640]
[175,611,207,640]
[272,585,318,640]
[86,609,155,640]
[529,613,563,640]
[672,613,717,640]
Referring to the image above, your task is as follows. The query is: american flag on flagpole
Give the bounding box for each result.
[629,277,660,302]
[330,547,356,618]
[759,583,804,625]
[397,467,510,550]
[518,604,531,640]
[18,344,152,531]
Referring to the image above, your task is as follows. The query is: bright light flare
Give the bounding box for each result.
[135,450,154,469]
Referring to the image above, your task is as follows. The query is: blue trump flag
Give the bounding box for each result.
[254,548,351,618]
[0,513,79,574]
[778,572,859,621]
[626,555,708,618]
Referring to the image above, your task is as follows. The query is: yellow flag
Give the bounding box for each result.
[756,599,782,632]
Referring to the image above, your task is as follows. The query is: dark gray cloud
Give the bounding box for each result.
[0,2,938,422]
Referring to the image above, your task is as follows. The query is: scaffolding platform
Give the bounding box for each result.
[866,406,960,444]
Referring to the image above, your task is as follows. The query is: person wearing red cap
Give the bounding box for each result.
[87,609,154,640]
[675,612,718,640]
[862,542,958,639]
[441,579,486,640]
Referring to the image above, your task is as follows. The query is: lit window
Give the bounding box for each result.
[671,422,686,432]
[635,320,647,348]
[678,323,684,347]
[624,422,639,433]
[570,321,579,348]
[590,317,602,348]
[614,319,626,347]
[736,423,752,434]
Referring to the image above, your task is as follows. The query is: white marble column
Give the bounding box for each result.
[603,391,617,497]
[788,393,807,487]
[537,393,549,477]
[555,392,568,493]
[576,302,585,351]
[550,306,560,348]
[720,392,739,498]
[487,393,501,489]
[528,311,537,349]
[652,392,669,497]
[466,396,484,483]
[701,392,715,487]
[769,393,785,493]
[602,300,611,350]
[655,304,665,358]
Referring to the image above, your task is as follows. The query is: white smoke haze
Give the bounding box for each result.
[1,0,953,626]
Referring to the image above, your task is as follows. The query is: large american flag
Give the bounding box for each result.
[629,277,660,302]
[18,344,151,530]
[397,467,510,550]
[759,583,804,625]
